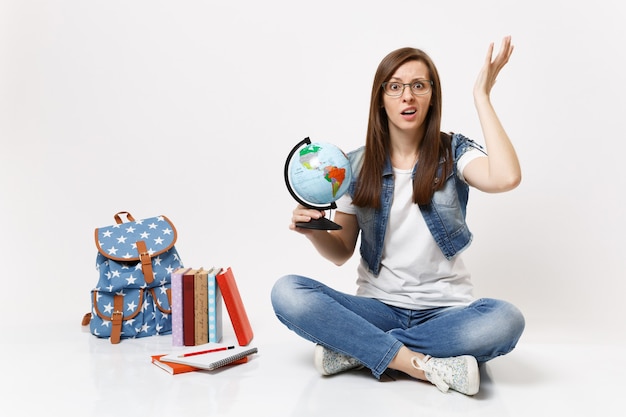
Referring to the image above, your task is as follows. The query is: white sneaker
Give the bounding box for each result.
[411,355,480,395]
[314,344,362,376]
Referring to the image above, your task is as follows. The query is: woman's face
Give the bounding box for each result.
[382,60,432,138]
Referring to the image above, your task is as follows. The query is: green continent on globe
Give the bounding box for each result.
[299,144,323,169]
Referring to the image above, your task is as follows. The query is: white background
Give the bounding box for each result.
[1,0,624,344]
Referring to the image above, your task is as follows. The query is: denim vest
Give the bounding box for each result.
[346,133,486,276]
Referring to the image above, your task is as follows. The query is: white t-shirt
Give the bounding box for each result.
[335,149,484,310]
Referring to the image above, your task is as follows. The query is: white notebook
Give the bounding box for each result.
[159,343,258,371]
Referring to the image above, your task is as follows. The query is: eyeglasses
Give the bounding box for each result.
[382,80,433,97]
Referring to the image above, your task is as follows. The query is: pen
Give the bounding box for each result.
[179,345,235,358]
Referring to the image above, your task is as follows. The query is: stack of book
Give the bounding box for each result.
[151,344,258,375]
[171,266,254,347]
[152,266,256,375]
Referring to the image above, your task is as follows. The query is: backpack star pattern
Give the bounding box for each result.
[88,212,183,343]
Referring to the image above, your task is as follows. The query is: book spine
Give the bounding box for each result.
[208,270,222,343]
[216,267,254,346]
[194,270,209,345]
[171,268,188,346]
[182,272,196,346]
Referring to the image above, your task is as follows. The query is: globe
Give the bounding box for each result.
[284,137,352,230]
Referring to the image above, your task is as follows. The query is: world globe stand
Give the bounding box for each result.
[295,203,342,231]
[284,137,346,231]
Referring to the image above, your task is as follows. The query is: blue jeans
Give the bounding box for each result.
[271,275,525,379]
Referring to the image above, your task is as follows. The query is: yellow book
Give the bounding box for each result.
[194,268,209,345]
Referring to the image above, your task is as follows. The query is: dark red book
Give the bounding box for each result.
[216,267,254,346]
[182,268,199,346]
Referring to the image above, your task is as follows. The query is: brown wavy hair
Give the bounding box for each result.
[352,47,452,208]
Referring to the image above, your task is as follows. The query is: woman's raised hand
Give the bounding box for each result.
[474,36,514,100]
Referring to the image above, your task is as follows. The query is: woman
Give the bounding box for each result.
[271,36,524,396]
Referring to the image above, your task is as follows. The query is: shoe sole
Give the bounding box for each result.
[464,356,480,396]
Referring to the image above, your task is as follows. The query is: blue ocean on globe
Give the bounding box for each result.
[287,142,352,207]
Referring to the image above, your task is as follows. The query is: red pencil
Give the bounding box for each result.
[179,345,235,358]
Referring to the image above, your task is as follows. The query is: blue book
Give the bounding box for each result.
[207,267,223,343]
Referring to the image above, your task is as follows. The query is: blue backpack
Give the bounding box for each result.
[83,212,183,343]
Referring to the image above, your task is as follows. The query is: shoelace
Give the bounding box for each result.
[411,355,449,393]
